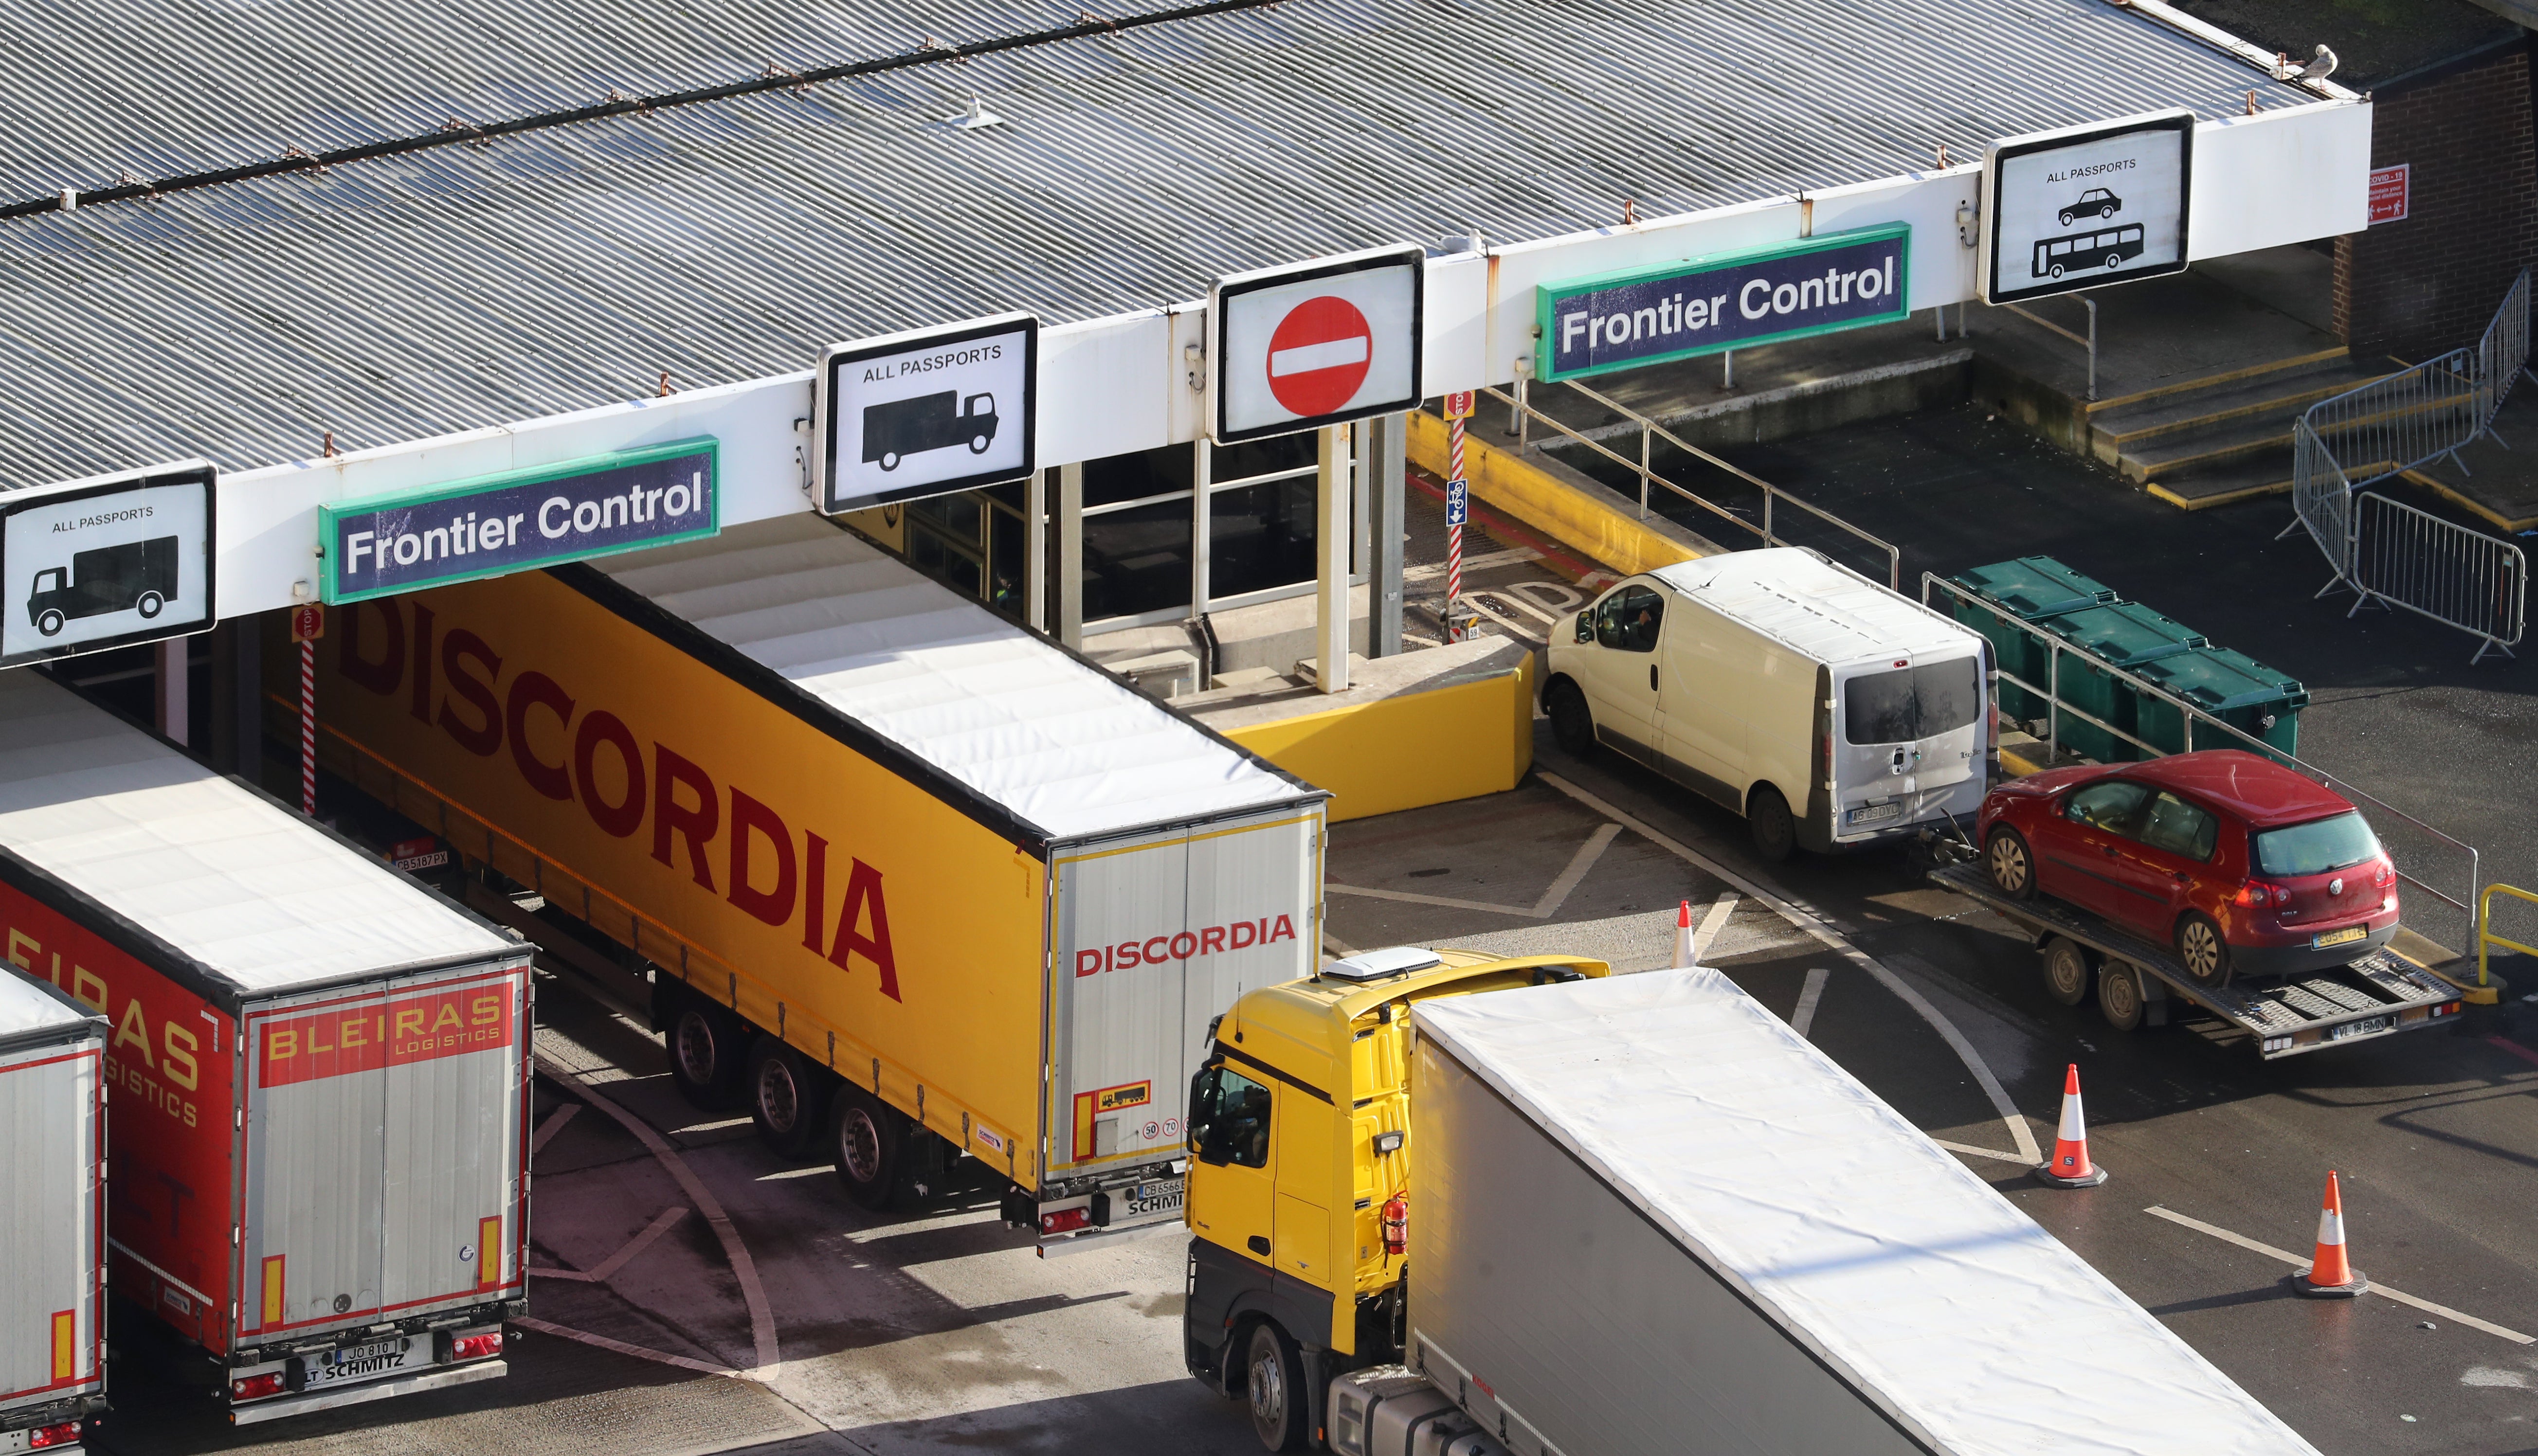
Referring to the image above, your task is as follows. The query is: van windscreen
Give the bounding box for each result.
[1844,660,1980,745]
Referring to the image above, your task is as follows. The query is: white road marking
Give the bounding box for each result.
[1507,580,1584,615]
[538,1054,785,1378]
[1537,772,2044,1166]
[1329,823,1620,922]
[1932,1138,2035,1165]
[530,1101,582,1156]
[1791,966,1831,1040]
[1461,595,1545,645]
[1692,892,1740,959]
[1404,546,1540,581]
[2144,1205,2536,1345]
[532,1206,690,1283]
[512,1314,744,1379]
[1269,336,1367,376]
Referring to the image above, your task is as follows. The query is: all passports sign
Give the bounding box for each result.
[817,314,1038,514]
[1981,110,2193,305]
[320,438,719,604]
[0,461,217,666]
[1537,225,1910,381]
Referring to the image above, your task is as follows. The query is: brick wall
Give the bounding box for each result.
[2335,45,2538,363]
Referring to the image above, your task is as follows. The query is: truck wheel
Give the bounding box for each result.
[666,1001,746,1111]
[36,609,63,637]
[1985,827,2035,900]
[746,1037,830,1160]
[1243,1321,1306,1452]
[969,434,992,453]
[831,1084,905,1211]
[1747,785,1796,863]
[2175,913,2233,989]
[1546,680,1595,757]
[136,591,165,619]
[2042,937,2091,1006]
[879,451,901,471]
[2097,960,2145,1032]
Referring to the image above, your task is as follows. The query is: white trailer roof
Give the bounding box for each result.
[1650,548,1978,667]
[595,515,1312,843]
[0,968,98,1041]
[1414,971,2321,1456]
[0,672,513,997]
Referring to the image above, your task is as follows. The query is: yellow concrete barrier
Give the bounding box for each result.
[1406,411,1698,579]
[1219,655,1534,823]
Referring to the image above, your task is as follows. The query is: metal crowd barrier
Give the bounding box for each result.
[1922,572,2484,947]
[2348,491,2525,664]
[1478,378,1902,589]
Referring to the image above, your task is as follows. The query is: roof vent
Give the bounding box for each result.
[945,96,1004,131]
[1322,946,1443,982]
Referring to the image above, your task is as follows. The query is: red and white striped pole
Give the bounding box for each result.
[290,604,325,817]
[299,637,316,816]
[1444,391,1473,641]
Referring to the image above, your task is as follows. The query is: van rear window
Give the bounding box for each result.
[1844,661,1980,745]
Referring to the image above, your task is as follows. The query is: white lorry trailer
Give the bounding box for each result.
[1324,969,2323,1456]
[0,970,107,1454]
[1542,548,1993,861]
[0,670,532,1425]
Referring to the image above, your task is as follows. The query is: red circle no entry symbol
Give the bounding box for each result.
[1266,295,1372,417]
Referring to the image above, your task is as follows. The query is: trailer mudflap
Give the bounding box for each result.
[1929,863,2462,1058]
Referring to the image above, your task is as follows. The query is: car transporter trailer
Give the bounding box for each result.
[1927,862,2463,1059]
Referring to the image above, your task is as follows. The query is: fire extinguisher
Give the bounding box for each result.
[1379,1194,1408,1258]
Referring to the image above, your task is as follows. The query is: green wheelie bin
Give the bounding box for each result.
[1944,557,2120,726]
[2037,602,2208,762]
[2131,647,2307,762]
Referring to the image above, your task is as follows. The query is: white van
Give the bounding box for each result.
[1544,549,1994,860]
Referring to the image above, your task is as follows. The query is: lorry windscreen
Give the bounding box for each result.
[1844,659,1979,745]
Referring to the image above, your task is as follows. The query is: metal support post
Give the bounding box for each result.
[1367,414,1406,657]
[155,638,188,746]
[298,638,316,815]
[2085,298,2099,402]
[1025,467,1048,632]
[1722,349,1735,391]
[1191,439,1214,617]
[1315,424,1352,692]
[1057,463,1085,649]
[1447,410,1469,640]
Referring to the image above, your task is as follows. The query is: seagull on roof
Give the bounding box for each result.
[2294,44,2338,82]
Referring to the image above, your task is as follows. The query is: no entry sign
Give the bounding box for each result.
[1214,246,1423,444]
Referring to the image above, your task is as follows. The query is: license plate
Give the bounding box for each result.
[1121,1179,1184,1218]
[2328,1015,2392,1042]
[1847,802,1902,826]
[2312,926,2367,948]
[315,1337,410,1385]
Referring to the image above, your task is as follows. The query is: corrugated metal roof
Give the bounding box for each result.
[0,0,2301,487]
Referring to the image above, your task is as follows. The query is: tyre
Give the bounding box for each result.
[2175,912,2232,989]
[2100,203,2117,219]
[136,591,165,619]
[1985,826,2035,900]
[1243,1320,1306,1452]
[2104,254,2122,270]
[2042,937,2091,1007]
[830,1083,905,1211]
[969,434,992,453]
[1747,784,1796,864]
[2050,263,2066,279]
[746,1037,830,1159]
[36,609,63,637]
[2097,960,2145,1031]
[666,1000,746,1110]
[879,450,900,471]
[1546,680,1595,757]
[2058,209,2074,226]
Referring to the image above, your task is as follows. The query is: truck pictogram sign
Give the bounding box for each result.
[0,462,217,668]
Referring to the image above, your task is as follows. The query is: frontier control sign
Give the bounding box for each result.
[1537,225,1910,381]
[320,438,719,604]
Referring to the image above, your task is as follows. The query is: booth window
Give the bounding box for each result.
[1206,432,1327,604]
[1081,445,1195,625]
[899,482,1030,618]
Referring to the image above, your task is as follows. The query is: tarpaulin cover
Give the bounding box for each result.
[1413,971,2322,1456]
[0,672,512,995]
[597,516,1312,842]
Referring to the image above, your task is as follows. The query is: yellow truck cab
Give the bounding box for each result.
[1182,945,1608,1451]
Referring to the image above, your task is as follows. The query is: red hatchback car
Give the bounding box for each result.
[1977,751,2398,986]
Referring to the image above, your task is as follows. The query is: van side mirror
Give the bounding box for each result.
[1575,611,1594,644]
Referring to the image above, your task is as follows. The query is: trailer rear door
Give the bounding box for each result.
[243,962,526,1341]
[1051,805,1321,1180]
[0,1019,102,1420]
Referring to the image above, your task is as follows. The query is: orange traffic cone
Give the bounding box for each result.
[1672,900,1698,970]
[2034,1063,2108,1187]
[2288,1170,2368,1298]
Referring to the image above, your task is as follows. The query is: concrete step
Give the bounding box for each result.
[2118,411,2298,482]
[2140,452,2297,511]
[2091,359,2388,451]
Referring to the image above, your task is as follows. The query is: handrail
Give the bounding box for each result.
[1922,572,2483,929]
[1475,381,1903,589]
[2481,883,2537,993]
